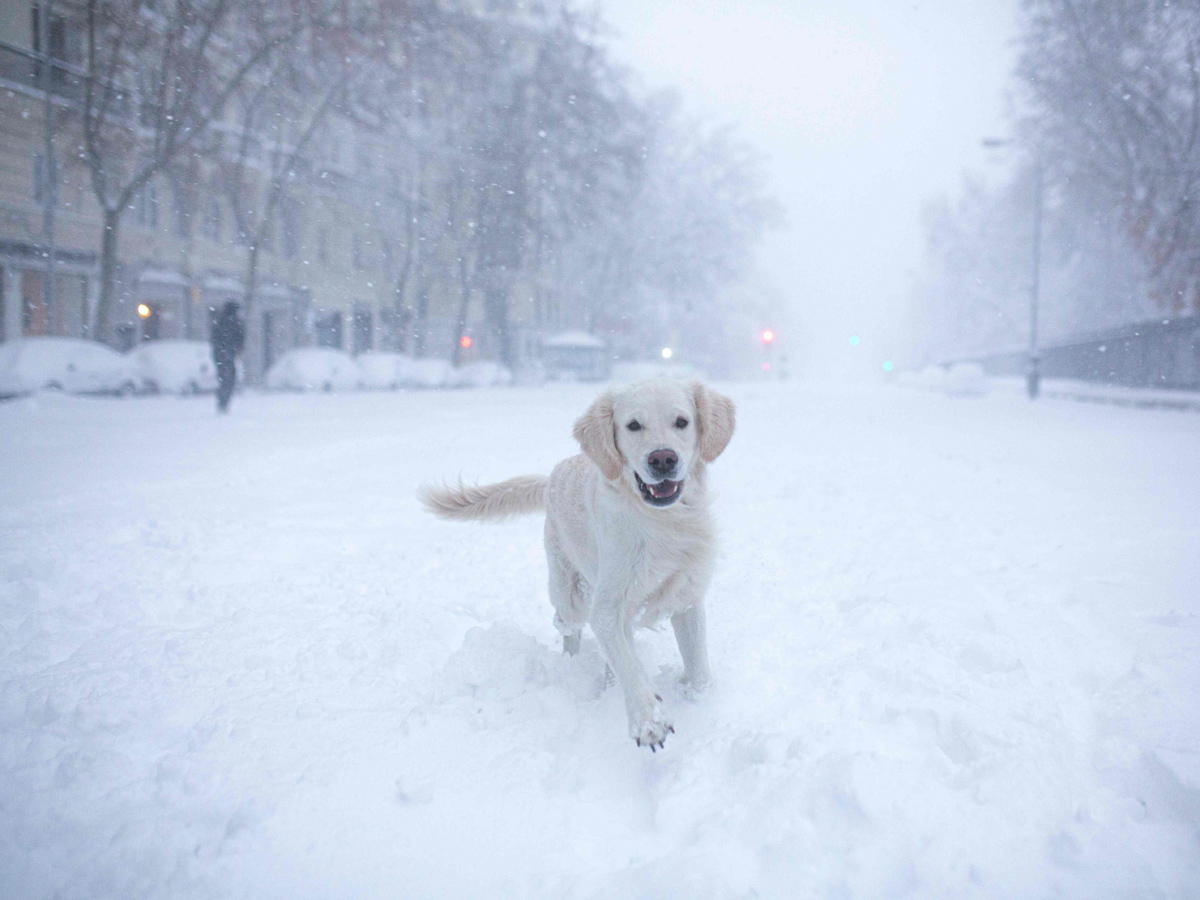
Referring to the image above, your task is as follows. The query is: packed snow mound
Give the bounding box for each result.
[542,330,606,349]
[944,362,988,396]
[437,622,589,702]
[356,352,409,390]
[446,361,513,388]
[897,364,989,397]
[0,337,141,397]
[915,364,948,391]
[132,340,218,394]
[611,361,703,383]
[265,347,363,391]
[403,357,451,388]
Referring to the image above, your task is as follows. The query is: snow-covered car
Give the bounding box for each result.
[402,357,451,389]
[0,337,142,398]
[445,361,513,389]
[265,347,363,391]
[944,362,988,396]
[356,352,409,390]
[611,360,702,383]
[131,340,219,394]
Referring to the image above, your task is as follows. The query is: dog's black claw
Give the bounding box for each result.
[668,725,675,734]
[654,694,662,702]
[651,743,656,752]
[636,738,641,746]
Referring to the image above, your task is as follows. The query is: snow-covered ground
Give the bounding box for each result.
[1,382,1197,899]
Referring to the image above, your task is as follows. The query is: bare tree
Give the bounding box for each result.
[79,0,308,343]
[1018,0,1200,312]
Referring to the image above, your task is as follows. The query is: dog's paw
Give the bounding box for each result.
[630,694,674,751]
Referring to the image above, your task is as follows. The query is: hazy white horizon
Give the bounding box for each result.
[598,0,1019,378]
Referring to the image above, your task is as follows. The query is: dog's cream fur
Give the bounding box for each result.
[419,379,736,750]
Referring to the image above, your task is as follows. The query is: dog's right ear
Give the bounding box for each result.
[573,391,623,481]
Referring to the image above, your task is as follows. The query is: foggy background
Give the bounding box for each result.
[6,0,1197,388]
[602,0,1018,380]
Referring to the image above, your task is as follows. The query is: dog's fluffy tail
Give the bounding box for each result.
[418,475,547,522]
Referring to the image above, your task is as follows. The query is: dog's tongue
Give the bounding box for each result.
[650,480,678,498]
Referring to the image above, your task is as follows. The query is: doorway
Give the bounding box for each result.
[140,303,162,341]
[353,306,373,355]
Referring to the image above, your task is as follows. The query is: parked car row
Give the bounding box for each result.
[0,337,228,399]
[264,348,512,391]
[0,338,511,399]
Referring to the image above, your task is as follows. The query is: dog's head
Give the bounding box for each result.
[573,379,736,508]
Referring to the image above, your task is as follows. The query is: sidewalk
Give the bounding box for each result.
[993,376,1200,412]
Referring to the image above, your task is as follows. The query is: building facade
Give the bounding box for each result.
[0,1,558,378]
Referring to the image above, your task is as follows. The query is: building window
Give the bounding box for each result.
[315,311,342,348]
[135,182,159,230]
[202,198,221,242]
[281,199,300,258]
[172,185,191,239]
[32,153,45,205]
[260,216,274,254]
[31,5,76,93]
[352,234,363,271]
[32,152,55,206]
[21,270,45,335]
[317,227,329,264]
[352,305,372,355]
[31,6,69,61]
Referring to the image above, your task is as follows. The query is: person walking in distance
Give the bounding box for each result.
[210,302,244,413]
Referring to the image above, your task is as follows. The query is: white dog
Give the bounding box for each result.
[419,379,735,750]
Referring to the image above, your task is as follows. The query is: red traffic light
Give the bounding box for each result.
[460,335,473,349]
[761,329,775,345]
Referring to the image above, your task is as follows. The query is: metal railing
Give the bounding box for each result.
[968,316,1200,391]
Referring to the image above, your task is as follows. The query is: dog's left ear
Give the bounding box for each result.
[573,390,623,480]
[692,382,736,463]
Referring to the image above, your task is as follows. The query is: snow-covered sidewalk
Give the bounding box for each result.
[1,383,1197,898]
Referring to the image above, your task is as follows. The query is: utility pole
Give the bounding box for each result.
[1027,154,1043,400]
[982,138,1043,400]
[38,0,57,334]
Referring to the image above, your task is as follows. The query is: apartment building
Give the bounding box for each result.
[0,1,545,377]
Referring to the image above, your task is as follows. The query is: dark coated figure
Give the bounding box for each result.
[210,302,244,413]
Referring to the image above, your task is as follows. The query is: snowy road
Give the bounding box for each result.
[1,382,1198,898]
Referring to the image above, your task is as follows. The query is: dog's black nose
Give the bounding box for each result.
[647,449,678,476]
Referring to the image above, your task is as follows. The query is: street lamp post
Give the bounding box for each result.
[982,138,1043,399]
[1027,157,1043,400]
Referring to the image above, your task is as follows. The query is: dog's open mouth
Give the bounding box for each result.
[635,472,683,507]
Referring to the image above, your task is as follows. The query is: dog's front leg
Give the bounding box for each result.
[590,592,673,750]
[671,601,711,695]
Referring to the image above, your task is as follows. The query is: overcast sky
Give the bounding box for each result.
[597,0,1020,377]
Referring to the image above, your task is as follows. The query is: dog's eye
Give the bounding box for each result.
[674,417,689,429]
[626,420,642,432]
